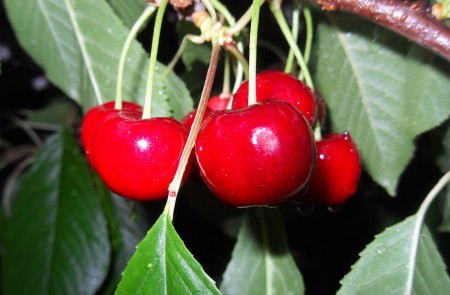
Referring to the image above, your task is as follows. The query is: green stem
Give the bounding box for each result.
[226,43,249,79]
[284,0,299,74]
[269,0,314,90]
[115,6,156,110]
[200,0,217,21]
[167,44,221,220]
[209,0,236,25]
[232,41,246,94]
[227,1,265,36]
[248,0,262,106]
[163,34,204,79]
[299,0,313,80]
[143,0,169,119]
[223,52,231,95]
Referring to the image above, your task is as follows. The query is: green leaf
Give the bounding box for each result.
[315,15,413,195]
[107,0,146,28]
[176,21,212,71]
[338,216,450,294]
[2,129,110,295]
[116,211,220,294]
[402,45,450,137]
[220,208,304,295]
[4,0,192,116]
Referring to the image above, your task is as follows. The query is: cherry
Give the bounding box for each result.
[81,101,142,169]
[302,132,361,206]
[207,94,230,111]
[93,111,191,201]
[181,107,212,132]
[195,100,316,207]
[232,70,316,125]
[181,107,212,182]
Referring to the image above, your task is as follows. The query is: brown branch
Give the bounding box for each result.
[315,0,450,61]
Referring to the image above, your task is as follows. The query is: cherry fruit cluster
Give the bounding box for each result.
[184,70,361,208]
[81,71,361,208]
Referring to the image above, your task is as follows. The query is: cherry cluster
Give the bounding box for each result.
[81,70,361,208]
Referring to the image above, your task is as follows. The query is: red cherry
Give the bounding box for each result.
[207,94,230,110]
[181,107,212,132]
[302,132,361,206]
[81,101,142,169]
[181,108,212,182]
[93,111,191,201]
[232,70,316,125]
[195,100,316,207]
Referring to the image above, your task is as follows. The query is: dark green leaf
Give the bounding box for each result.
[2,129,110,295]
[439,185,450,232]
[220,208,304,295]
[338,217,450,294]
[402,45,450,137]
[176,21,212,71]
[315,15,413,195]
[4,0,193,117]
[116,210,220,294]
[107,0,146,28]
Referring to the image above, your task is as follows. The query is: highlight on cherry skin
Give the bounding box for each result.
[232,70,316,125]
[195,99,317,207]
[301,132,361,206]
[91,110,192,201]
[81,101,142,169]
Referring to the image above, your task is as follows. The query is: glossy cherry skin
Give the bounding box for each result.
[232,70,316,125]
[302,132,361,206]
[81,101,142,169]
[195,100,316,207]
[93,111,191,201]
[207,94,230,111]
[181,107,212,132]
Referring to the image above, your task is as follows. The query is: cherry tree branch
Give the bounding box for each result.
[314,0,450,61]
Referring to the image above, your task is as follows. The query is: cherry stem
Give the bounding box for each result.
[269,0,314,90]
[284,0,299,74]
[142,0,169,119]
[248,0,262,106]
[299,0,313,81]
[222,52,231,96]
[231,41,246,94]
[167,44,221,220]
[200,0,217,21]
[115,6,156,110]
[225,43,249,79]
[209,0,236,25]
[226,1,265,36]
[163,34,204,79]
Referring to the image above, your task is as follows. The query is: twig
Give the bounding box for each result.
[314,0,450,61]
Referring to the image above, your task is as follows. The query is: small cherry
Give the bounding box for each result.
[232,70,316,125]
[93,111,191,201]
[195,100,316,207]
[81,101,142,169]
[207,94,230,111]
[181,107,212,132]
[302,132,361,206]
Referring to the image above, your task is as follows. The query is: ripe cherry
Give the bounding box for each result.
[181,107,212,182]
[302,132,361,206]
[93,111,191,201]
[81,101,142,169]
[195,100,316,207]
[207,94,230,111]
[232,70,316,125]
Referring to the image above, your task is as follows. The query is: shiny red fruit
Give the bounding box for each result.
[81,101,142,169]
[195,100,316,207]
[181,107,212,132]
[93,111,191,201]
[207,94,230,111]
[303,132,361,206]
[232,70,316,125]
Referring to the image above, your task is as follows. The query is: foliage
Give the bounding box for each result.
[1,0,450,294]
